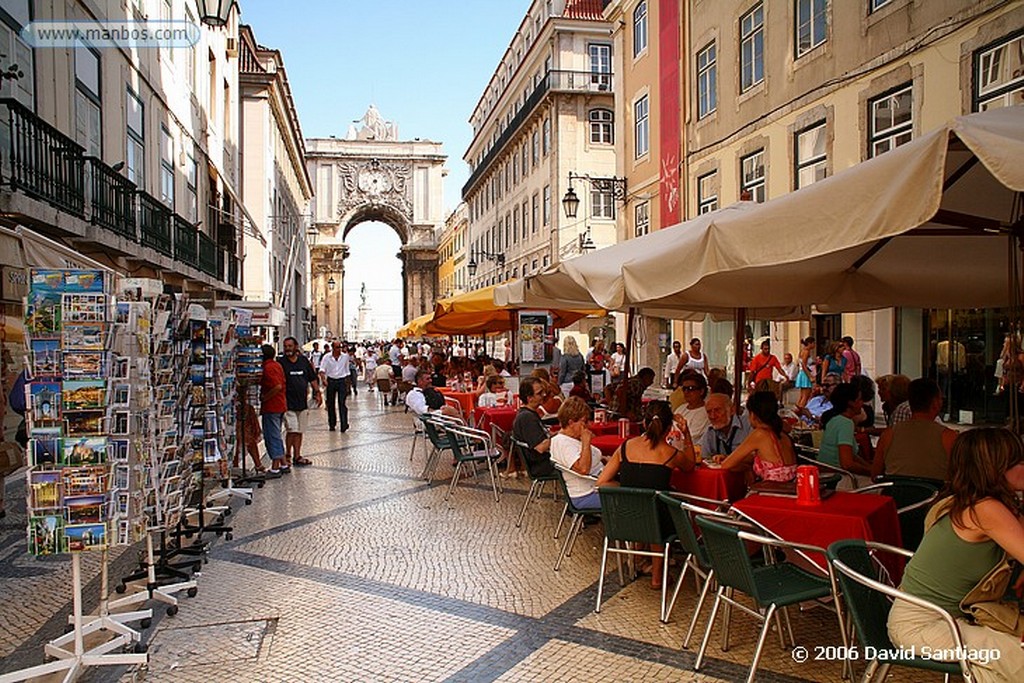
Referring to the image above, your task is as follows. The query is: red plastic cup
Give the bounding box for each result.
[618,418,630,439]
[796,465,820,505]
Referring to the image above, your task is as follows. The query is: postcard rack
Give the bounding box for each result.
[4,268,148,683]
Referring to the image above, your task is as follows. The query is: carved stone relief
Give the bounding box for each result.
[336,158,413,223]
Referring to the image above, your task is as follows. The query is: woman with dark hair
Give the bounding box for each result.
[818,383,873,475]
[795,336,816,414]
[710,392,798,482]
[597,400,694,587]
[671,371,710,440]
[888,428,1024,681]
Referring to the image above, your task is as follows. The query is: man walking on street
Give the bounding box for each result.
[260,344,288,474]
[320,341,351,432]
[279,336,321,467]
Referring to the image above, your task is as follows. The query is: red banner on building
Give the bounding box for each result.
[659,0,682,227]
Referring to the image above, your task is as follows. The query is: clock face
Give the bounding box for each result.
[358,169,391,195]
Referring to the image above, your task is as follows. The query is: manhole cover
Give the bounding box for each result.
[148,618,276,671]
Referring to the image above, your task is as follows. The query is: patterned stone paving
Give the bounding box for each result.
[0,390,947,682]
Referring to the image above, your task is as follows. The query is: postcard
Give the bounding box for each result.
[62,293,107,323]
[63,324,106,350]
[110,410,130,435]
[63,269,105,293]
[204,411,218,433]
[63,379,106,411]
[62,466,108,496]
[29,514,66,555]
[28,470,62,510]
[203,437,220,463]
[30,340,61,377]
[63,351,106,379]
[65,522,107,551]
[109,439,130,463]
[110,383,130,407]
[30,268,64,292]
[30,438,60,467]
[63,436,107,466]
[65,494,106,524]
[29,382,61,425]
[65,410,105,436]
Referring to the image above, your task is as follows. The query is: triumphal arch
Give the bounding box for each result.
[306,106,444,337]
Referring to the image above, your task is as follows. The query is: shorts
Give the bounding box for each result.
[796,370,813,389]
[261,413,285,458]
[283,410,307,434]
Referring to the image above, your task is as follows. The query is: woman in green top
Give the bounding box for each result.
[818,383,873,475]
[888,428,1024,682]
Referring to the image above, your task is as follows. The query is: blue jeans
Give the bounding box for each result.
[572,491,602,510]
[262,413,285,459]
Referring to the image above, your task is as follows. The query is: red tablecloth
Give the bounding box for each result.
[438,388,476,417]
[473,406,517,433]
[670,465,748,503]
[732,491,903,577]
[589,421,641,437]
[591,434,625,457]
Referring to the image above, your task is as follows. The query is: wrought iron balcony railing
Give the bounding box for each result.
[87,157,137,240]
[138,191,173,258]
[173,215,198,269]
[198,232,218,276]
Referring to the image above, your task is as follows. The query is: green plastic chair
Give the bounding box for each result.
[419,414,465,481]
[827,539,969,682]
[511,437,560,530]
[694,516,833,683]
[656,491,731,645]
[552,467,600,571]
[595,487,677,620]
[853,480,939,551]
[443,424,502,504]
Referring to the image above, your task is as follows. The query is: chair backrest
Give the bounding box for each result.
[695,516,761,598]
[446,424,494,461]
[376,378,392,392]
[826,539,902,654]
[444,396,464,417]
[795,446,858,489]
[554,465,599,513]
[853,480,938,551]
[422,416,453,450]
[598,487,667,545]
[656,492,729,568]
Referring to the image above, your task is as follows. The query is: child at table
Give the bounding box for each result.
[478,375,511,408]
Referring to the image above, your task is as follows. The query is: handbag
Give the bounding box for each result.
[926,497,1024,636]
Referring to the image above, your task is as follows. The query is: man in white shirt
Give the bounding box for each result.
[663,340,684,388]
[405,370,460,418]
[549,397,603,509]
[319,342,351,432]
[777,352,799,390]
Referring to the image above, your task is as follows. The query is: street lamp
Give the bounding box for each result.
[327,276,336,291]
[561,173,627,219]
[467,249,505,277]
[196,0,236,27]
[561,187,580,219]
[307,225,319,247]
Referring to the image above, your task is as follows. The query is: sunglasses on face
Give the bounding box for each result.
[682,386,701,392]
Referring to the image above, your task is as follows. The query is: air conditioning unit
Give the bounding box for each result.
[226,37,238,57]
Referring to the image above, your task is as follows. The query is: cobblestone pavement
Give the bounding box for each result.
[0,390,943,682]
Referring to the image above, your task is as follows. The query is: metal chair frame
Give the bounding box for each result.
[552,465,600,571]
[795,443,859,489]
[419,414,465,480]
[511,437,560,530]
[443,424,503,504]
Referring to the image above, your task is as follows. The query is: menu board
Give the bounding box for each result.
[518,310,551,363]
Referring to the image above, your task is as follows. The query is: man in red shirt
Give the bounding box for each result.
[748,340,783,392]
[260,344,288,473]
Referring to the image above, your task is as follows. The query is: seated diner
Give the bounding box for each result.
[709,391,798,482]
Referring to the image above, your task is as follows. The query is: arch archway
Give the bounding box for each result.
[306,124,444,339]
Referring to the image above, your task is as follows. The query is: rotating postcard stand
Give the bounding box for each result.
[232,317,270,488]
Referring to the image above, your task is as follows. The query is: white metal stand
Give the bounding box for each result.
[67,549,152,630]
[111,534,197,618]
[0,553,148,683]
[206,478,253,506]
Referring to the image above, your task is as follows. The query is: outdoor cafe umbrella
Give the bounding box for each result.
[395,311,439,339]
[425,284,603,336]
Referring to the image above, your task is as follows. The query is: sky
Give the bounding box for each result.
[239,0,533,335]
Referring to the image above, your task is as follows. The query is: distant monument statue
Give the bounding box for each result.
[346,104,399,142]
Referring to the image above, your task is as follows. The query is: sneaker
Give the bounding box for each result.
[279,465,291,474]
[267,468,281,475]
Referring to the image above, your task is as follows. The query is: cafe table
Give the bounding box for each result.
[732,491,903,578]
[669,464,748,503]
[473,405,518,433]
[589,421,641,437]
[590,434,626,458]
[438,387,476,418]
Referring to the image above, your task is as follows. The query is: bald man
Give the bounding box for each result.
[698,393,752,458]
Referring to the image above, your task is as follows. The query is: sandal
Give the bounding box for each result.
[293,457,313,467]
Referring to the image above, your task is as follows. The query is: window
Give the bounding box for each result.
[740,4,764,92]
[589,108,613,144]
[795,0,827,58]
[543,185,551,225]
[591,188,614,220]
[589,43,611,89]
[506,212,512,248]
[0,16,34,106]
[740,149,766,202]
[697,172,718,214]
[513,206,519,243]
[975,33,1024,111]
[512,154,519,185]
[697,42,717,119]
[869,85,912,157]
[870,0,893,11]
[532,130,539,165]
[532,193,539,233]
[795,122,827,188]
[161,0,173,60]
[160,125,175,207]
[634,201,650,237]
[74,45,101,158]
[633,2,648,57]
[126,88,145,187]
[634,96,649,158]
[521,141,529,175]
[522,199,529,238]
[186,153,198,221]
[542,117,551,155]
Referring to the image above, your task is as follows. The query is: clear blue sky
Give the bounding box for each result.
[239,0,532,333]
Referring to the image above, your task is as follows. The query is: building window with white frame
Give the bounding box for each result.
[591,188,615,220]
[542,117,551,155]
[522,141,529,175]
[795,122,827,188]
[740,149,766,202]
[974,33,1024,111]
[74,44,102,158]
[740,4,764,92]
[532,130,539,165]
[795,0,827,58]
[633,2,648,57]
[634,201,650,237]
[522,199,529,237]
[532,193,539,233]
[126,87,145,187]
[869,84,912,157]
[0,5,35,106]
[697,42,717,119]
[159,125,175,207]
[589,43,611,90]
[186,153,198,222]
[543,185,551,225]
[634,95,649,158]
[697,172,718,214]
[589,108,613,144]
[869,0,893,11]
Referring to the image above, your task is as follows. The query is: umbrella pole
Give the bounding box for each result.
[733,308,746,414]
[623,307,636,379]
[510,311,517,369]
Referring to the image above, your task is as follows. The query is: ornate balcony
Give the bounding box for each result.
[138,191,173,257]
[198,232,218,276]
[173,215,198,269]
[88,157,137,240]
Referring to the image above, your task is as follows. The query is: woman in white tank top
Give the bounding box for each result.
[681,338,709,377]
